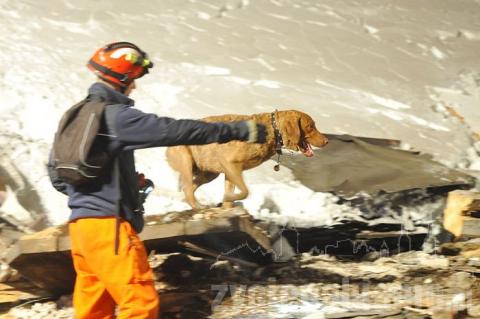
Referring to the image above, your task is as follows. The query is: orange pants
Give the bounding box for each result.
[69,217,159,319]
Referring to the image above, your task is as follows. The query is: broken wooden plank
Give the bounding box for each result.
[0,281,52,313]
[6,225,68,255]
[6,207,272,294]
[324,308,402,319]
[356,230,427,239]
[180,241,258,268]
[443,190,480,238]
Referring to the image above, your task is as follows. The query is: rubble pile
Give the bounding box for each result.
[2,302,73,319]
[1,184,479,319]
[1,241,478,319]
[0,217,27,304]
[205,248,479,319]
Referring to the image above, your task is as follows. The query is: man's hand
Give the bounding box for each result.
[224,120,267,144]
[245,120,267,143]
[137,173,154,204]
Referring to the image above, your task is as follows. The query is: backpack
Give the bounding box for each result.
[52,95,111,186]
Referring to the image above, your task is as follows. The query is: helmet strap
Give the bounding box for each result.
[89,59,131,84]
[97,77,128,94]
[88,42,152,91]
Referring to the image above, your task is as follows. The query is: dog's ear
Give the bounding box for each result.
[280,111,301,149]
[298,113,329,147]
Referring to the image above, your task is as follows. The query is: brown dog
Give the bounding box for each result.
[166,110,328,209]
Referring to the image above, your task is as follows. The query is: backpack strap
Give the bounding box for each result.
[105,104,123,255]
[113,157,121,255]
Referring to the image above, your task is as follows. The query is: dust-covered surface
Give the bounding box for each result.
[1,1,480,317]
[144,206,248,224]
[2,246,479,319]
[280,137,475,196]
[0,0,480,227]
[1,209,479,318]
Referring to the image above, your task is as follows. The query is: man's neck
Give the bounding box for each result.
[97,79,121,92]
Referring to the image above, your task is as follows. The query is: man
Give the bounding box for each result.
[48,42,266,319]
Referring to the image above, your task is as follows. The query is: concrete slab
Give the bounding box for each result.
[280,136,475,196]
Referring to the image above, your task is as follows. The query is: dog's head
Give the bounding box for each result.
[278,110,328,157]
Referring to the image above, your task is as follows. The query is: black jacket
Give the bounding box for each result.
[48,82,252,232]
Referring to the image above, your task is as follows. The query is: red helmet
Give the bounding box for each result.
[87,42,153,87]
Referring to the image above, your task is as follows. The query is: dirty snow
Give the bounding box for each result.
[0,0,479,228]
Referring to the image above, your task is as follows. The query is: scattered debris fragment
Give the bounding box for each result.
[1,207,479,318]
[5,207,272,295]
[443,190,480,238]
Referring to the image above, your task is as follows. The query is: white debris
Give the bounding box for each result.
[0,0,478,228]
[431,46,446,59]
[364,24,379,35]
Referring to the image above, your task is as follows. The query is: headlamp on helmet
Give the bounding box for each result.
[87,42,154,87]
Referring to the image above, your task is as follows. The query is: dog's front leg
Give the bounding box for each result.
[222,163,249,206]
[222,179,235,209]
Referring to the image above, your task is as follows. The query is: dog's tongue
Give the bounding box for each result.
[302,143,314,157]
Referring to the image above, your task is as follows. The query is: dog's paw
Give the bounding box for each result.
[189,201,208,210]
[221,202,234,209]
[194,204,209,210]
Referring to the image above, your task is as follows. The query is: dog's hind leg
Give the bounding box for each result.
[189,171,219,209]
[193,171,219,193]
[167,146,201,209]
[221,163,249,205]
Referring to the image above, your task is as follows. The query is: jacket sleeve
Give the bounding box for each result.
[47,150,68,195]
[112,107,251,150]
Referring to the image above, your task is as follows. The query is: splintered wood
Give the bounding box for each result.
[443,190,480,238]
[6,207,272,295]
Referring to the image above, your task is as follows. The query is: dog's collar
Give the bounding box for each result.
[271,110,283,155]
